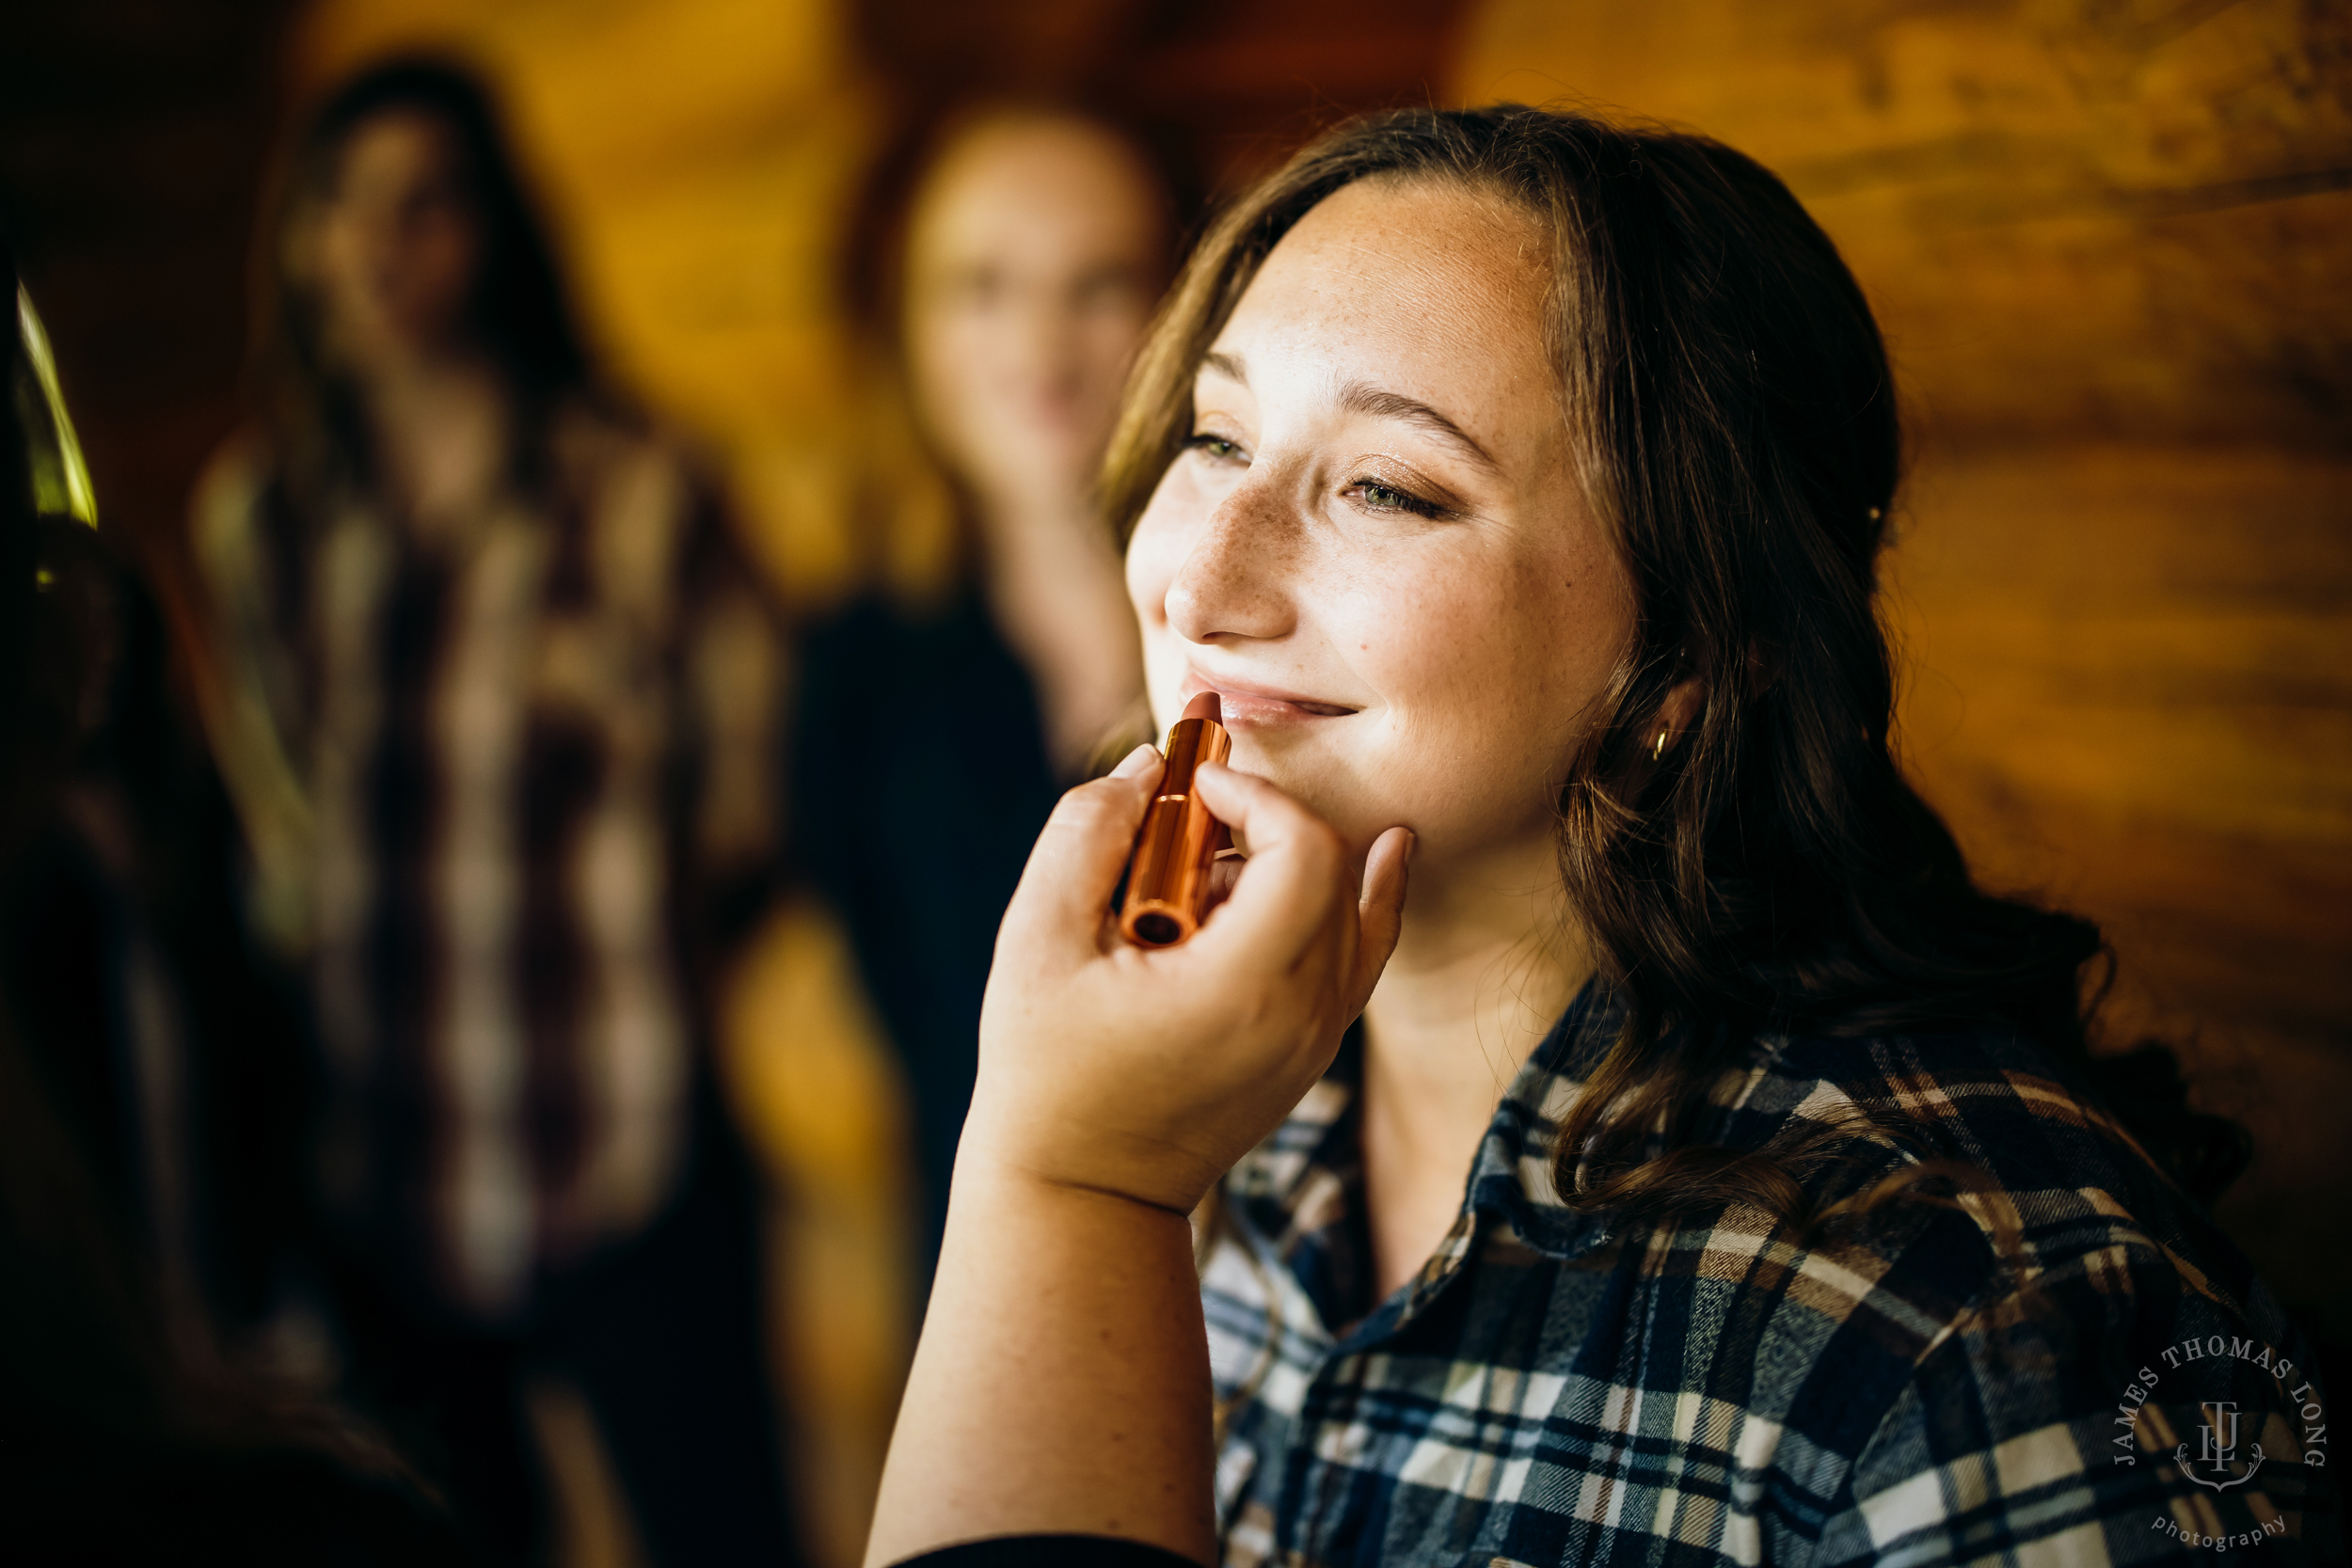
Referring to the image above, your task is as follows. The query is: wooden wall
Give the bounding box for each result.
[6,0,2341,1552]
[1452,0,2350,1357]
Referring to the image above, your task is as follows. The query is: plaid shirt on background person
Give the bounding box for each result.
[191,404,785,1323]
[1200,985,2341,1567]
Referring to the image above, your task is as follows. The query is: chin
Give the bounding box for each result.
[1226,736,1384,852]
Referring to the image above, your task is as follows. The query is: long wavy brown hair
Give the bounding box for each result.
[1104,103,2247,1227]
[255,56,594,516]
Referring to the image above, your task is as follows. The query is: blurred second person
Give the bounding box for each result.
[188,58,800,1566]
[796,103,1184,1285]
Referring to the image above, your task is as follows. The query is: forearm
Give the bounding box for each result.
[859,752,1405,1566]
[864,1166,1216,1568]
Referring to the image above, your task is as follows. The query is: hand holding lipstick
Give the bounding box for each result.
[872,749,1402,1567]
[962,736,1412,1219]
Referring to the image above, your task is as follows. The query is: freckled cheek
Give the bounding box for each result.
[1346,570,1577,802]
[1335,561,1515,719]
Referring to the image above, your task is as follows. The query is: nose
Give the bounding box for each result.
[350,202,406,277]
[1162,474,1299,648]
[1005,285,1085,401]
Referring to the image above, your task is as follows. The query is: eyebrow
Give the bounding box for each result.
[1196,351,1502,476]
[1337,382,1502,474]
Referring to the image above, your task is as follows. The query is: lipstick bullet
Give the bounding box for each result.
[1119,691,1232,947]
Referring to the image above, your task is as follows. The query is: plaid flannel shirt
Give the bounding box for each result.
[194,405,784,1322]
[1200,985,2340,1566]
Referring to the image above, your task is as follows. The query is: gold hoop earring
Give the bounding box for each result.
[1652,728,1669,762]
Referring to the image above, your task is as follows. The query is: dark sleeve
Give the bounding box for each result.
[887,1536,1205,1568]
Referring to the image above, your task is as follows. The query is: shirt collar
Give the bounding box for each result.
[1220,979,1623,1342]
[1461,978,1617,1261]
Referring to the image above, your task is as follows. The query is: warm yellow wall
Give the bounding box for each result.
[1455,0,2352,447]
[1452,0,2352,1339]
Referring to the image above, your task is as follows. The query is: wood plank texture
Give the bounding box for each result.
[1454,0,2352,1349]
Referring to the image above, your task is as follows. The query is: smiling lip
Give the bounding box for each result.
[1180,672,1358,728]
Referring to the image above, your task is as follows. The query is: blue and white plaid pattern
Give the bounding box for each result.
[1200,988,2341,1565]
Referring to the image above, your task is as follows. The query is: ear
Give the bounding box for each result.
[1652,677,1705,757]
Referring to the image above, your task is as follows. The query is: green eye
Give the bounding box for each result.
[1346,477,1441,519]
[1190,436,1240,460]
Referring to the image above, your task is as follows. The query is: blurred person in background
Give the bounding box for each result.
[794,103,1184,1287]
[2,238,467,1564]
[187,60,800,1566]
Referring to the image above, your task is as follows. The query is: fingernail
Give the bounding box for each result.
[1111,743,1160,780]
[1403,829,1418,865]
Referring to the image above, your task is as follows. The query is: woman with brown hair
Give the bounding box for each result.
[795,102,1183,1284]
[189,59,798,1565]
[865,104,2333,1565]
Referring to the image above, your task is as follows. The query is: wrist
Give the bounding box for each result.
[949,1139,1208,1227]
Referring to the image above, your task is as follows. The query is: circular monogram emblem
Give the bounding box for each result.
[2112,1332,2328,1547]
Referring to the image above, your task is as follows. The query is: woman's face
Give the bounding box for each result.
[903,117,1165,505]
[1126,178,1633,875]
[308,109,481,372]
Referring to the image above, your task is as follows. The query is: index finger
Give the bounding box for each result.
[1185,761,1350,975]
[995,745,1161,958]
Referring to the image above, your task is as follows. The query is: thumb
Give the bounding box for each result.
[1344,827,1412,1018]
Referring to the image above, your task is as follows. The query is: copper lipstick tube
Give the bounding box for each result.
[1119,691,1231,947]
